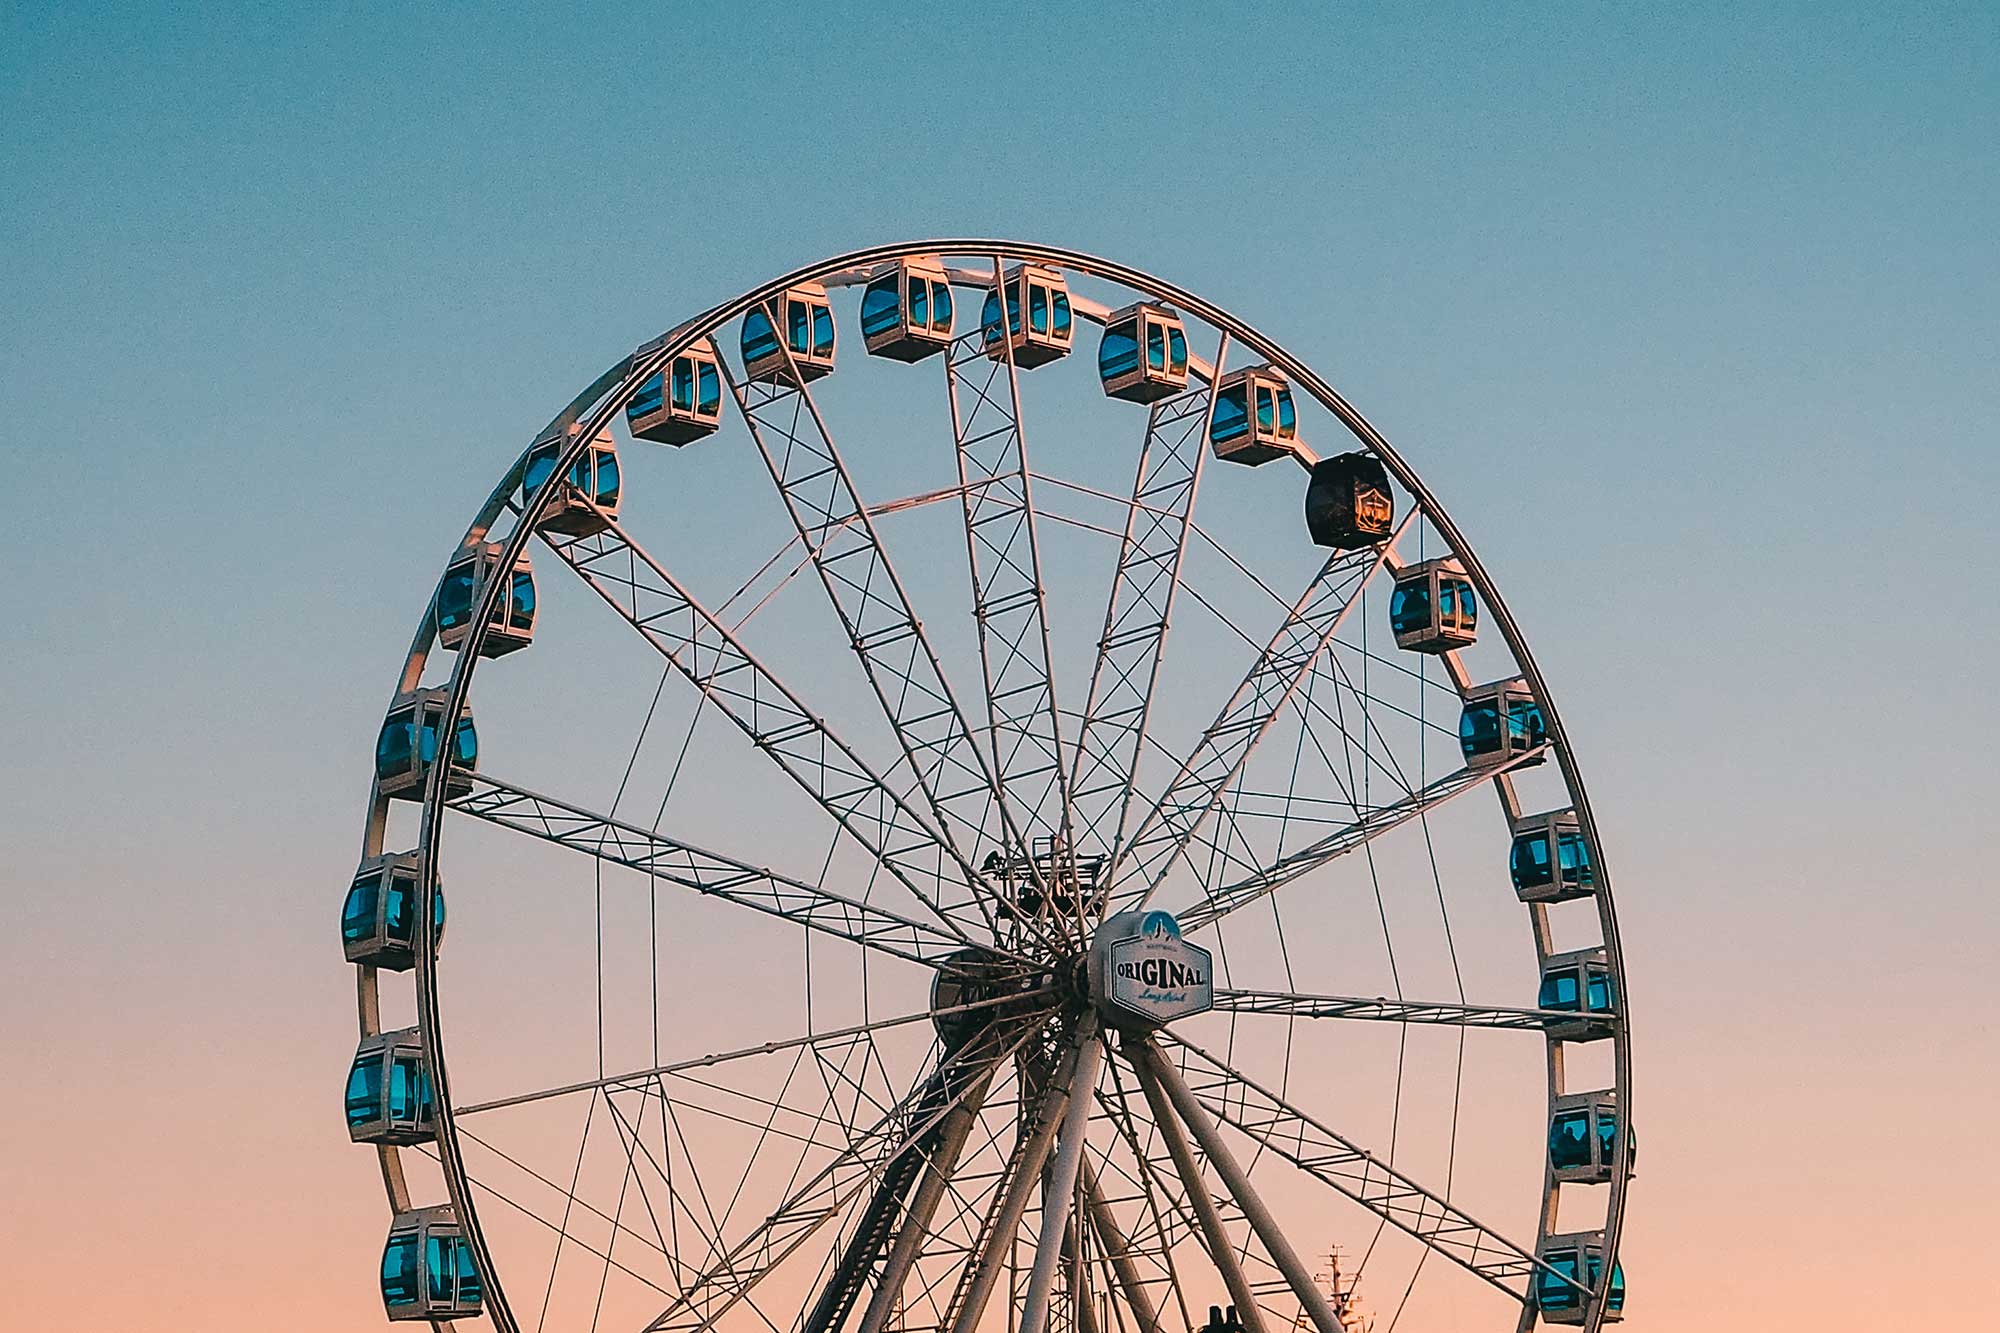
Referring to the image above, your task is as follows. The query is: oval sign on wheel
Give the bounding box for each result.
[1090,910,1213,1027]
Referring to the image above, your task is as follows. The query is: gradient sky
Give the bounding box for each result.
[2,3,1995,1330]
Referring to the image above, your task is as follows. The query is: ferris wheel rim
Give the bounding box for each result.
[353,238,1632,1333]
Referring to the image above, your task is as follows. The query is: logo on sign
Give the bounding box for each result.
[1094,910,1213,1027]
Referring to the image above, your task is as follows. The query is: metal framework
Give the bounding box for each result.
[346,242,1634,1333]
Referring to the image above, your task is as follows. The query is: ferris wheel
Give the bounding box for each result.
[342,242,1633,1333]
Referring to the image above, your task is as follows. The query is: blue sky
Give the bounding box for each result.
[1,3,1995,1329]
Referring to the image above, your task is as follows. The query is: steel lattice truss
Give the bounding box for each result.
[944,323,1074,873]
[1068,360,1221,863]
[535,508,1000,949]
[348,242,1632,1333]
[724,343,1016,948]
[1107,517,1411,914]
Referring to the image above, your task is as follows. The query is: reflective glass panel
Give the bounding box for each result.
[1439,579,1478,628]
[375,712,415,780]
[342,875,380,945]
[1210,386,1249,444]
[593,450,619,508]
[627,373,664,425]
[1029,283,1049,335]
[1586,966,1615,1012]
[1607,1261,1625,1310]
[907,275,928,328]
[455,1239,483,1305]
[1277,387,1296,435]
[1508,697,1548,747]
[389,1054,434,1126]
[1598,1108,1619,1162]
[417,711,441,765]
[426,1234,454,1303]
[388,1055,418,1122]
[1052,289,1072,336]
[1557,831,1593,885]
[787,299,810,353]
[1169,325,1187,372]
[931,281,952,331]
[741,309,778,364]
[1256,386,1275,431]
[523,442,561,495]
[1540,970,1581,1010]
[1511,831,1554,888]
[1549,1111,1593,1168]
[452,716,478,767]
[383,871,415,942]
[346,1055,383,1130]
[697,363,721,415]
[1459,701,1503,758]
[1099,322,1140,381]
[1146,322,1166,371]
[812,304,833,357]
[1537,1252,1583,1310]
[437,562,477,632]
[671,358,695,411]
[861,276,900,338]
[382,1231,422,1307]
[1390,581,1433,635]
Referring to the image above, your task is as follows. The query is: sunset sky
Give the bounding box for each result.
[3,4,1995,1331]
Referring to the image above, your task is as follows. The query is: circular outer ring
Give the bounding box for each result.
[352,240,1632,1333]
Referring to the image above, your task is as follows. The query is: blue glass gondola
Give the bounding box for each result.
[861,256,955,361]
[1099,302,1190,402]
[1509,808,1595,904]
[375,687,477,801]
[627,345,723,446]
[1535,1231,1625,1325]
[523,424,623,535]
[743,282,836,384]
[1539,947,1616,1041]
[346,1028,435,1146]
[342,852,445,970]
[1549,1091,1632,1184]
[981,263,1073,368]
[1458,678,1546,767]
[1210,366,1299,465]
[381,1206,482,1321]
[1388,557,1477,652]
[435,542,535,658]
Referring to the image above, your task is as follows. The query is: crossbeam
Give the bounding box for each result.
[448,771,978,969]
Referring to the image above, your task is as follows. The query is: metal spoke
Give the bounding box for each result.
[722,334,1022,947]
[1078,1155,1162,1333]
[456,991,1055,1120]
[944,262,1076,884]
[851,1060,998,1333]
[1210,988,1612,1034]
[1129,1038,1347,1333]
[1155,1033,1585,1302]
[1018,1027,1105,1333]
[1123,1041,1270,1333]
[802,1059,1000,1333]
[942,1034,1085,1333]
[1090,1064,1197,1333]
[1108,511,1413,913]
[1174,747,1546,932]
[536,507,995,946]
[448,771,989,969]
[1069,335,1224,862]
[641,1024,1035,1333]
